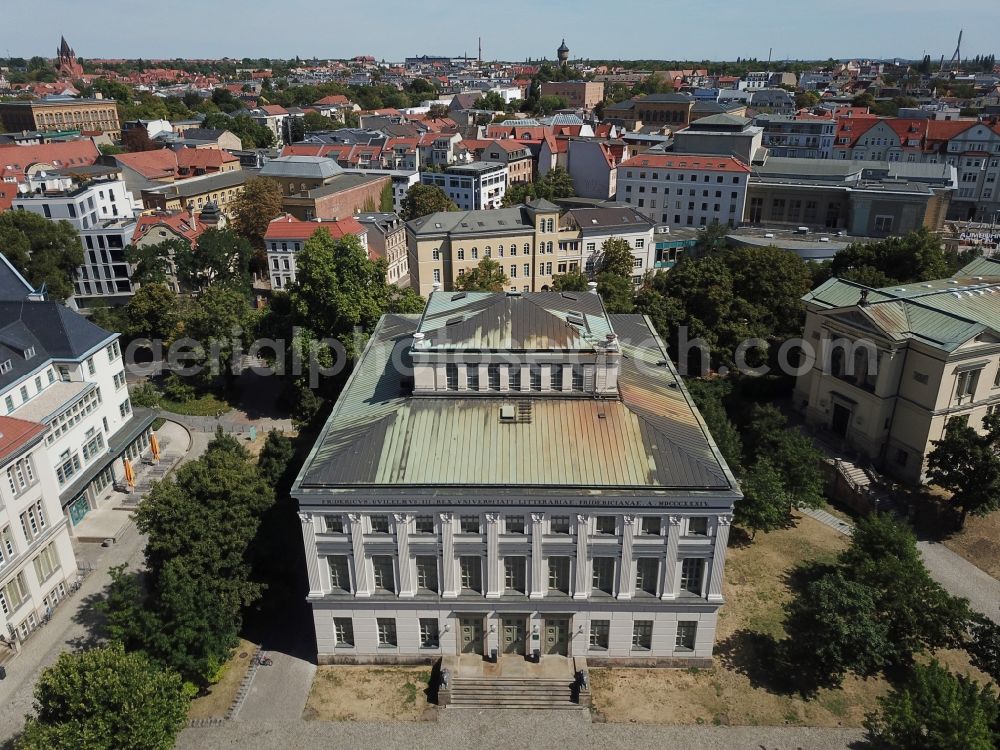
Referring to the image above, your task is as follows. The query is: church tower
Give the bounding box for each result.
[557,39,569,67]
[55,36,84,78]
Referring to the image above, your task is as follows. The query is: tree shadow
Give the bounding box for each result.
[714,629,797,695]
[65,588,110,651]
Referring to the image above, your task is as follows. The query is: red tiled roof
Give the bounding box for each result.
[264,214,367,242]
[177,149,239,171]
[0,183,18,213]
[619,153,750,173]
[314,95,350,106]
[115,149,178,179]
[0,416,46,464]
[0,139,100,180]
[258,104,288,116]
[132,211,207,245]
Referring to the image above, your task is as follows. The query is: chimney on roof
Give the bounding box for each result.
[859,288,870,307]
[432,281,442,293]
[187,202,196,230]
[587,281,598,294]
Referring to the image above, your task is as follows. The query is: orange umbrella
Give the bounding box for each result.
[150,434,161,461]
[123,458,135,490]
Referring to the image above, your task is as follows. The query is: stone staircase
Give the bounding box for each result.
[448,676,582,709]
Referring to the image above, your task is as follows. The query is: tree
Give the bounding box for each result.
[257,430,296,487]
[599,237,636,279]
[231,176,284,251]
[302,111,330,132]
[552,271,590,292]
[831,228,955,286]
[99,143,124,155]
[455,258,509,292]
[0,211,84,301]
[744,405,825,511]
[966,614,1000,682]
[536,94,568,114]
[287,117,305,143]
[400,183,457,221]
[182,283,256,387]
[121,283,181,342]
[122,128,159,153]
[175,229,253,291]
[927,412,1000,527]
[103,433,274,686]
[473,91,506,111]
[17,643,189,750]
[596,272,635,314]
[864,661,1000,750]
[736,458,793,539]
[379,181,394,212]
[427,103,450,120]
[127,238,184,286]
[502,166,575,207]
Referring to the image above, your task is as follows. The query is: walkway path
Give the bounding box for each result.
[178,712,866,750]
[800,507,1000,624]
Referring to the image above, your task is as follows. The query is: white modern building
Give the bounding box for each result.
[616,153,750,228]
[0,256,155,531]
[0,414,78,648]
[563,206,656,285]
[12,167,139,305]
[420,162,507,211]
[293,290,740,666]
[263,214,368,291]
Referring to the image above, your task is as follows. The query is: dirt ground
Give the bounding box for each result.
[589,513,989,727]
[303,666,433,722]
[188,638,257,719]
[942,510,1000,580]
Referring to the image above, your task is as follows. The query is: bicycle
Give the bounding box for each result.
[252,652,273,667]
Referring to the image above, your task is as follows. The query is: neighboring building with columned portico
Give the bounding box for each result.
[293,290,740,667]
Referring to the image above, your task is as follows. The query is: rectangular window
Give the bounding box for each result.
[956,369,982,402]
[460,556,482,593]
[0,526,15,565]
[419,618,440,648]
[505,515,525,534]
[466,365,479,391]
[592,557,615,594]
[641,516,662,536]
[32,543,59,583]
[504,556,526,593]
[487,364,501,391]
[376,618,397,647]
[595,515,616,535]
[548,556,570,594]
[445,363,459,391]
[328,556,351,592]
[680,558,705,596]
[370,515,390,534]
[324,515,344,534]
[416,556,439,592]
[675,621,697,651]
[333,618,354,647]
[509,366,521,391]
[372,556,396,594]
[0,571,29,615]
[571,366,585,392]
[632,620,653,650]
[460,515,481,534]
[529,366,542,391]
[415,515,434,534]
[86,357,96,376]
[550,516,570,534]
[590,620,610,649]
[119,399,131,418]
[687,517,709,536]
[636,558,659,596]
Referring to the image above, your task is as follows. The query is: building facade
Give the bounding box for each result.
[293,291,740,665]
[0,99,121,140]
[794,256,1000,484]
[264,214,368,291]
[616,153,750,228]
[539,81,605,111]
[420,162,507,211]
[0,415,78,648]
[358,213,409,287]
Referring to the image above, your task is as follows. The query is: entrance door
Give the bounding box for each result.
[501,617,526,655]
[831,403,851,438]
[459,617,484,655]
[543,618,569,655]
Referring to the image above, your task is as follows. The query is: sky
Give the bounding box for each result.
[4,0,999,63]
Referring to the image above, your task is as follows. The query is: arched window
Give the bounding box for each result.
[524,243,530,254]
[485,246,492,257]
[457,249,465,260]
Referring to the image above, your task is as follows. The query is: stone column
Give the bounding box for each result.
[485,513,502,599]
[617,514,635,600]
[440,512,458,598]
[300,512,323,597]
[348,513,371,597]
[661,515,682,600]
[707,515,731,602]
[529,512,546,599]
[573,513,589,600]
[395,513,414,598]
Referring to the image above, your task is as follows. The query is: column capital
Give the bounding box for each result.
[393,512,409,524]
[485,512,501,524]
[576,513,588,524]
[439,512,453,522]
[298,512,312,524]
[716,515,732,527]
[347,513,363,524]
[622,514,635,525]
[668,515,682,526]
[531,512,546,523]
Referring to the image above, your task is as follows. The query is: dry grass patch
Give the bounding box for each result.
[941,510,1000,579]
[188,638,256,719]
[303,666,432,722]
[592,513,885,727]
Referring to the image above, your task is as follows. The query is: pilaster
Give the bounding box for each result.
[573,513,589,600]
[348,513,372,597]
[440,512,458,598]
[617,514,636,600]
[661,515,682,600]
[299,512,322,597]
[529,512,546,599]
[395,513,414,598]
[707,515,731,602]
[485,513,502,598]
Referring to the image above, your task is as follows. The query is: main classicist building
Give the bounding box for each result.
[293,290,740,665]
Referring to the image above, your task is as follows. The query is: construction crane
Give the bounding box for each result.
[942,29,963,73]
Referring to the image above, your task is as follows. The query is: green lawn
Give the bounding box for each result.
[159,393,232,417]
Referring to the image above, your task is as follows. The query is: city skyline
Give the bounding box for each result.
[4,0,999,63]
